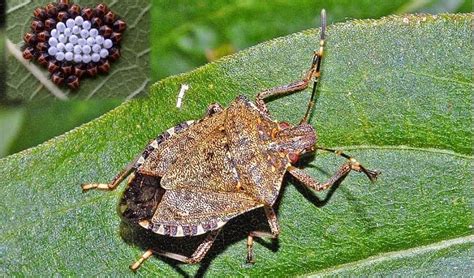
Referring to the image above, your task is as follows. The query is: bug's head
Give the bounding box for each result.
[270,122,317,164]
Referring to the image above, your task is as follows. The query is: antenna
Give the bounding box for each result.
[300,9,326,124]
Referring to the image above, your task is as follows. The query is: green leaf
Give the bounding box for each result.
[151,0,472,80]
[4,99,121,156]
[0,106,25,156]
[5,0,150,101]
[0,13,472,276]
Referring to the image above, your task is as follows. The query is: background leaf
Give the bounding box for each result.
[150,0,471,80]
[4,99,121,155]
[5,0,150,101]
[0,13,472,276]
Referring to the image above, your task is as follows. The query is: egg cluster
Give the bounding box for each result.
[22,0,126,90]
[48,17,113,64]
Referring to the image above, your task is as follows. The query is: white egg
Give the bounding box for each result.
[99,48,109,58]
[65,52,74,61]
[55,52,65,61]
[91,53,101,62]
[48,46,58,56]
[74,16,84,26]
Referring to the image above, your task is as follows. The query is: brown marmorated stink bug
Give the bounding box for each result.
[81,10,379,271]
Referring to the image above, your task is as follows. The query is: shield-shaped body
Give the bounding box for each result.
[119,95,293,237]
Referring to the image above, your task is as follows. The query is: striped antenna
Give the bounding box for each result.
[300,9,326,124]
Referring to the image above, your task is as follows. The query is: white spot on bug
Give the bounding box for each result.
[166,127,175,136]
[139,220,150,229]
[217,220,226,228]
[136,156,145,165]
[157,224,165,235]
[176,84,190,109]
[150,140,159,148]
[176,225,184,237]
[196,224,205,235]
[186,120,195,126]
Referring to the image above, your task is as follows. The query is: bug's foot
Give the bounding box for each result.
[243,261,256,268]
[130,249,153,272]
[362,167,380,182]
[246,254,256,265]
[349,158,380,182]
[81,183,110,192]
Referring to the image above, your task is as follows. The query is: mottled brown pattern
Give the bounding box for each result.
[139,112,226,177]
[151,188,262,227]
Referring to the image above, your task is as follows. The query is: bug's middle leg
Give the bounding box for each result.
[246,206,280,264]
[130,229,221,271]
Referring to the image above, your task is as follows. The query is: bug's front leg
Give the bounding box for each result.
[287,153,379,192]
[130,229,221,271]
[246,206,280,264]
[255,72,315,116]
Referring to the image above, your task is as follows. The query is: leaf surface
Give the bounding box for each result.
[0,14,472,276]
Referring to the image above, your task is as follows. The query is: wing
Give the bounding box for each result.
[138,188,263,237]
[225,96,290,205]
[138,111,227,177]
[159,116,240,192]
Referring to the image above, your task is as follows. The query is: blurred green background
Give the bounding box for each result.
[151,0,471,80]
[0,0,471,158]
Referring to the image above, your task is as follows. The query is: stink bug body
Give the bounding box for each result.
[81,10,379,271]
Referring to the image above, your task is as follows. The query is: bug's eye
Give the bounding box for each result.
[278,122,291,130]
[288,152,299,164]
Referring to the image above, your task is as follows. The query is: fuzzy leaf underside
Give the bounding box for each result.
[0,14,472,276]
[5,0,150,101]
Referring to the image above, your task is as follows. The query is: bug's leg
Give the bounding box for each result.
[81,157,138,192]
[246,206,279,264]
[206,103,223,116]
[255,9,326,120]
[130,229,221,271]
[287,154,379,192]
[82,118,196,192]
[315,147,380,181]
[255,79,312,116]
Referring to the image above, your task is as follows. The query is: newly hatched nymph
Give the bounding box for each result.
[82,10,378,271]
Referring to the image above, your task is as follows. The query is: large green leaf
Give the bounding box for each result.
[151,0,471,80]
[0,13,472,276]
[5,0,150,101]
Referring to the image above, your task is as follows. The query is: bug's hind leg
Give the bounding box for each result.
[246,206,280,264]
[130,229,221,271]
[81,156,138,192]
[81,119,194,192]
